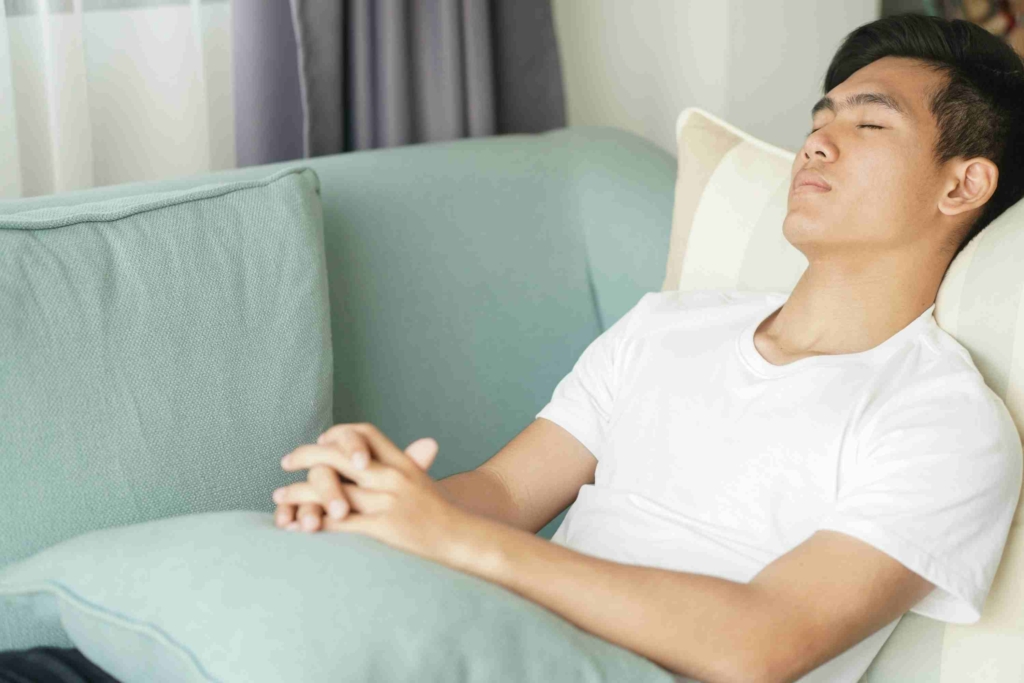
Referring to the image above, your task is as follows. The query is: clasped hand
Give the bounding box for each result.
[271,422,465,564]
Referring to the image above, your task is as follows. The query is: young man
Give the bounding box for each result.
[273,14,1024,683]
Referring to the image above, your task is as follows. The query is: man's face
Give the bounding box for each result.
[783,57,949,258]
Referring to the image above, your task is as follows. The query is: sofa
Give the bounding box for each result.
[0,125,675,539]
[2,113,1023,682]
[0,126,681,681]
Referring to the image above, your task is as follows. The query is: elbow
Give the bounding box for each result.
[714,630,810,683]
[717,658,798,683]
[728,662,795,683]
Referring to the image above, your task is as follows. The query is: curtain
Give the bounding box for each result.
[234,0,566,164]
[0,0,235,199]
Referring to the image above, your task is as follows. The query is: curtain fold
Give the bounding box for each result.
[237,0,566,163]
[232,0,303,167]
[1,0,235,199]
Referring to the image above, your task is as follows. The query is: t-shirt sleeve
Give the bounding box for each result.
[817,375,1023,623]
[534,293,651,462]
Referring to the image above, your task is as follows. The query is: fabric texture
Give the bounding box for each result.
[536,289,1021,682]
[661,106,1024,680]
[0,510,678,683]
[282,0,566,157]
[0,167,333,650]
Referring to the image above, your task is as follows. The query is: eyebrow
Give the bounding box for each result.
[811,92,908,117]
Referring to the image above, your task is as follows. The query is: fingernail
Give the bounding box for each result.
[353,452,368,469]
[286,522,300,532]
[280,455,289,467]
[301,516,318,531]
[275,514,288,526]
[329,500,347,519]
[272,488,284,503]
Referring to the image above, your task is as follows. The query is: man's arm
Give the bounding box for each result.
[445,517,934,683]
[285,421,936,681]
[437,418,598,533]
[281,417,597,532]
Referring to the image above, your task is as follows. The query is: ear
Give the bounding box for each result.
[404,437,439,471]
[938,157,999,219]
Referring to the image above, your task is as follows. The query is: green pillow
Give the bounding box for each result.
[0,511,679,683]
[0,168,333,649]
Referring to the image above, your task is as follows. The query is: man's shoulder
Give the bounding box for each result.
[883,319,1004,411]
[865,331,1021,465]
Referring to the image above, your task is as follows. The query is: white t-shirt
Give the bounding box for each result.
[535,289,1022,683]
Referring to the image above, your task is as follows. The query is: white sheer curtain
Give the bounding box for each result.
[0,0,235,199]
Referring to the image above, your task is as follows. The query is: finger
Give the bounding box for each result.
[282,443,403,491]
[272,481,322,506]
[275,503,296,528]
[316,425,373,464]
[297,502,324,532]
[321,509,378,535]
[314,423,433,478]
[404,437,439,472]
[347,423,421,475]
[309,464,350,520]
[340,483,394,515]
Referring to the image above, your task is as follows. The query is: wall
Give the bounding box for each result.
[552,0,880,155]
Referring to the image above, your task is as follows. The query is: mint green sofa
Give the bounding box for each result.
[0,126,676,542]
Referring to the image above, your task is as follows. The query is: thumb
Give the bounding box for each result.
[404,437,439,471]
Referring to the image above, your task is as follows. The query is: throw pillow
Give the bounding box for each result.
[0,510,678,683]
[0,168,333,649]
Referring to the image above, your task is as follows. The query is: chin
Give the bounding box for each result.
[782,209,819,238]
[781,210,834,255]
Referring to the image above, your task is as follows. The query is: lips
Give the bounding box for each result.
[792,170,832,193]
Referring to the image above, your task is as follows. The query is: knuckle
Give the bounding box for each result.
[309,463,331,477]
[318,426,338,441]
[321,424,358,442]
[309,466,341,490]
[382,468,405,488]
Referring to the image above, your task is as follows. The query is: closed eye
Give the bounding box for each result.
[808,123,885,135]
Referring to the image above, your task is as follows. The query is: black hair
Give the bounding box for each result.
[824,14,1024,262]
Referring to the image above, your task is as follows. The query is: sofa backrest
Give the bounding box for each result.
[0,127,677,540]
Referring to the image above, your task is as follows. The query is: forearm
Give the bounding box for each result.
[444,514,786,683]
[436,468,524,531]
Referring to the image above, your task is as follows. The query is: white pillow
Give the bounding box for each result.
[664,106,1024,680]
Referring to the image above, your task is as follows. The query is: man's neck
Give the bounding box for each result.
[754,246,950,364]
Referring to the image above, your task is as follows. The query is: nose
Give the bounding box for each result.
[801,128,837,163]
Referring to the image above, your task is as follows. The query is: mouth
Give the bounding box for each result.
[792,171,832,194]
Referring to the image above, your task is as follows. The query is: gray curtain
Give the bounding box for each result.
[232,0,305,167]
[233,0,567,165]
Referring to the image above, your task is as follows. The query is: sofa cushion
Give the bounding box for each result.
[0,168,333,650]
[661,108,806,294]
[0,510,678,683]
[662,106,1024,679]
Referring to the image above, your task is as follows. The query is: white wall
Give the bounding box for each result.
[552,0,880,155]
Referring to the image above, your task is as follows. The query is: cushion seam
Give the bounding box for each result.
[0,166,318,232]
[0,581,219,682]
